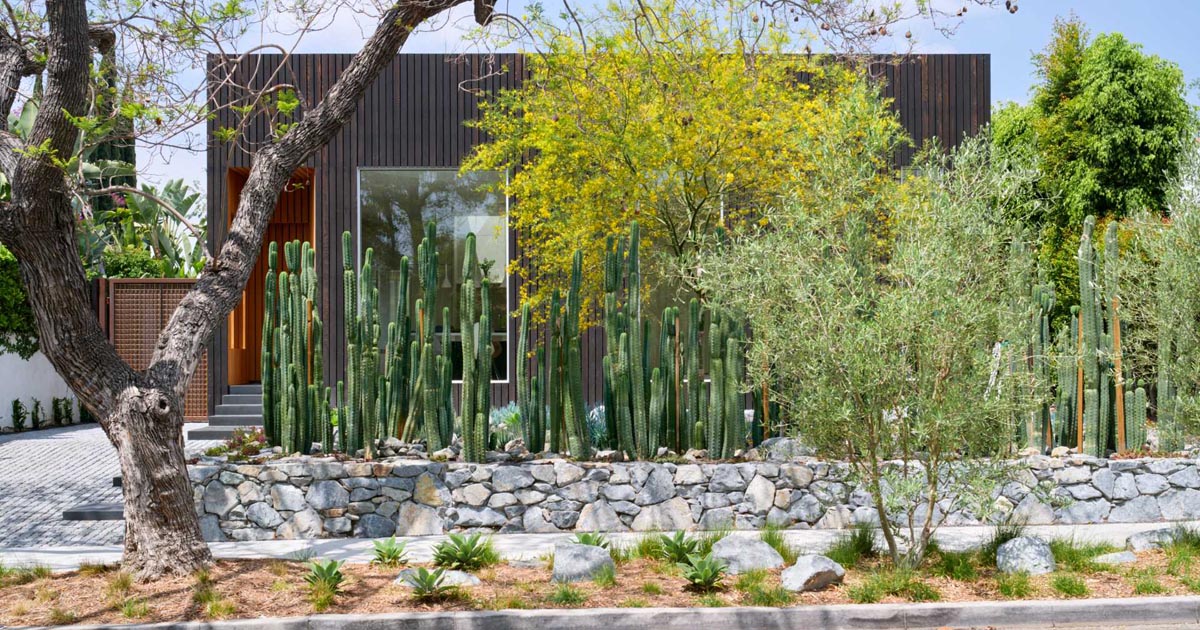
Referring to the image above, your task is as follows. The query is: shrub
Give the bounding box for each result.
[370,537,409,568]
[1051,574,1088,598]
[573,532,610,549]
[51,398,72,425]
[9,399,25,431]
[679,554,726,592]
[660,531,699,564]
[825,523,877,569]
[29,400,41,430]
[548,583,587,605]
[433,533,500,571]
[0,245,37,359]
[996,572,1032,599]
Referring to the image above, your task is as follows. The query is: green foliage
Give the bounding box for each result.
[548,583,587,605]
[759,527,799,564]
[432,533,500,571]
[659,531,699,564]
[117,597,151,619]
[1131,569,1167,595]
[99,248,169,278]
[745,584,793,607]
[29,400,41,430]
[1050,574,1089,598]
[9,399,26,432]
[678,554,726,592]
[0,246,37,359]
[303,559,345,592]
[994,16,1197,322]
[370,537,409,568]
[592,563,617,588]
[825,523,878,569]
[51,398,73,426]
[572,532,610,549]
[82,179,207,279]
[931,550,978,582]
[1049,538,1118,574]
[847,570,938,604]
[406,567,458,601]
[995,571,1032,598]
[640,581,663,595]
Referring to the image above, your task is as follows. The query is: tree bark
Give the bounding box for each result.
[0,0,494,580]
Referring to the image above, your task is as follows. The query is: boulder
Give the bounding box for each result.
[394,568,480,587]
[710,536,785,575]
[996,536,1055,575]
[492,467,536,492]
[354,513,397,538]
[781,555,845,592]
[1127,528,1178,552]
[577,500,628,532]
[394,502,442,536]
[551,543,615,583]
[631,497,694,531]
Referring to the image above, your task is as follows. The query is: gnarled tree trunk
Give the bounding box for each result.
[0,0,494,580]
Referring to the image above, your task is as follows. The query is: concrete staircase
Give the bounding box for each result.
[189,384,264,440]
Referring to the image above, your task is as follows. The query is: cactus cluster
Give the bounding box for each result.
[261,240,331,454]
[1050,216,1146,456]
[262,224,499,461]
[516,220,750,462]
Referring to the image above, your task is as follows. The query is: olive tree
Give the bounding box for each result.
[698,135,1041,567]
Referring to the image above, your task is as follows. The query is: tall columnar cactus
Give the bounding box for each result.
[1078,217,1103,456]
[686,298,703,449]
[459,234,482,461]
[1128,384,1148,451]
[562,250,590,459]
[516,303,545,452]
[261,242,278,445]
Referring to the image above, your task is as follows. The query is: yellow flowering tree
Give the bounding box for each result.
[464,0,903,318]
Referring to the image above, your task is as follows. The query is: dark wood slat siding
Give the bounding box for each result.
[207,53,990,413]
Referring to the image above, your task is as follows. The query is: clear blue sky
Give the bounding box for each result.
[904,0,1200,106]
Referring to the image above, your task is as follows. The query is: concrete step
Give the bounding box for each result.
[229,384,263,395]
[188,425,245,440]
[215,404,263,415]
[222,394,262,405]
[62,502,123,521]
[207,415,264,427]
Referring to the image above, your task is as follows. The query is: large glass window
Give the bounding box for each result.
[358,169,508,381]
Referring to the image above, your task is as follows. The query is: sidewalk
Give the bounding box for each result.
[3,520,1196,571]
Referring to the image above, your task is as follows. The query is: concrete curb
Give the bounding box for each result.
[24,596,1200,630]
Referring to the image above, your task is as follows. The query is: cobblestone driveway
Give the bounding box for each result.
[0,425,124,547]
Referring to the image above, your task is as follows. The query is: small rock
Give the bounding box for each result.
[1093,551,1137,565]
[781,555,845,592]
[354,513,397,538]
[394,568,480,587]
[631,497,694,531]
[394,503,442,536]
[493,467,536,492]
[1050,446,1072,457]
[996,536,1055,575]
[710,536,785,575]
[551,543,615,583]
[1127,528,1178,552]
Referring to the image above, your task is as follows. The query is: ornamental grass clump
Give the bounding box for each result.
[699,133,1041,569]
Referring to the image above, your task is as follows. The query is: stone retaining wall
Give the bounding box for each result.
[189,455,1200,541]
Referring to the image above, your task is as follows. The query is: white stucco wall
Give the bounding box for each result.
[0,350,78,429]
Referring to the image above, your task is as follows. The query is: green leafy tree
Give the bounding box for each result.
[994,15,1196,321]
[0,245,37,359]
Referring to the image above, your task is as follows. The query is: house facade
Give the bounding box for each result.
[205,53,991,417]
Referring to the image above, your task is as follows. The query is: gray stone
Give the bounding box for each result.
[554,462,586,485]
[237,480,265,503]
[271,483,307,511]
[788,494,824,524]
[324,517,352,534]
[1092,468,1116,500]
[348,501,375,515]
[354,513,397,538]
[780,465,814,489]
[560,481,600,503]
[395,568,480,588]
[246,502,283,528]
[602,484,636,502]
[278,507,323,539]
[552,543,615,583]
[996,536,1055,575]
[549,510,581,529]
[710,465,748,493]
[1127,528,1178,552]
[815,506,852,529]
[1170,467,1200,489]
[1148,460,1185,475]
[203,481,239,517]
[636,468,676,506]
[631,497,694,531]
[198,514,226,542]
[493,467,536,492]
[1053,467,1092,485]
[1093,551,1137,565]
[530,464,556,484]
[459,483,491,506]
[1013,494,1055,525]
[1113,473,1139,501]
[674,465,705,485]
[306,480,349,511]
[781,554,845,592]
[349,488,377,502]
[1057,498,1111,524]
[744,475,776,515]
[710,536,785,575]
[1159,489,1200,520]
[1066,484,1103,501]
[577,500,627,532]
[488,493,518,509]
[1136,474,1170,495]
[610,501,641,516]
[515,489,547,505]
[414,473,449,507]
[445,468,473,489]
[522,507,562,533]
[759,437,812,461]
[456,506,507,528]
[394,503,442,536]
[1108,495,1161,523]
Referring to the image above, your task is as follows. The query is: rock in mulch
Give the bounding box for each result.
[710,536,785,575]
[781,555,845,592]
[1092,551,1137,565]
[551,543,615,583]
[996,536,1056,575]
[393,568,480,587]
[1127,528,1179,552]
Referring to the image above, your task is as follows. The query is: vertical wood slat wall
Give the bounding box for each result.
[208,53,989,416]
[102,279,209,419]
